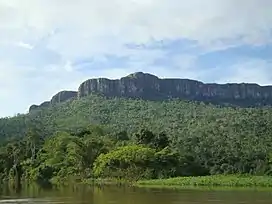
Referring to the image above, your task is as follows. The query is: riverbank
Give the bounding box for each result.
[39,175,272,189]
[136,175,272,188]
[83,178,130,186]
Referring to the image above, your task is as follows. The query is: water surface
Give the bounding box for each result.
[0,185,272,204]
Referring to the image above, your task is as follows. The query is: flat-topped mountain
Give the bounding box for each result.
[29,72,272,112]
[29,91,78,112]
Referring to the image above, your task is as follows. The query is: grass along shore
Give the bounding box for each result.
[47,175,272,189]
[136,175,272,188]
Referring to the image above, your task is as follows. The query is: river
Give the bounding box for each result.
[0,185,272,203]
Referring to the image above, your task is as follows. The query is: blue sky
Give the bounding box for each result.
[0,0,272,117]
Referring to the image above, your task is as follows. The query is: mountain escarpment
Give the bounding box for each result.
[29,72,272,112]
[29,91,77,112]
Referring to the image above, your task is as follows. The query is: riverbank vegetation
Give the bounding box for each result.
[137,175,272,188]
[1,94,272,187]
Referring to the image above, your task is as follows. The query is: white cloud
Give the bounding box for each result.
[0,0,272,116]
[217,59,272,85]
[1,0,272,49]
[15,42,34,49]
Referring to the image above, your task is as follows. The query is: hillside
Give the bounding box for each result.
[1,93,272,141]
[1,93,272,182]
[1,72,272,181]
[2,71,272,143]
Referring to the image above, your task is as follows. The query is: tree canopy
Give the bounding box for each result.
[1,94,272,185]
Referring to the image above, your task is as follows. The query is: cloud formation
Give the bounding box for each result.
[0,0,272,116]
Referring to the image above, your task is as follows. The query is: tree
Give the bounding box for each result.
[153,132,169,150]
[93,145,156,181]
[134,129,155,146]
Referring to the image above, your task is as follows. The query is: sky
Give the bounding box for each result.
[0,0,272,117]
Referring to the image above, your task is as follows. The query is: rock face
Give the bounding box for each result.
[78,72,161,99]
[29,101,50,112]
[51,91,78,105]
[78,72,272,107]
[29,105,40,112]
[29,72,272,112]
[29,91,77,112]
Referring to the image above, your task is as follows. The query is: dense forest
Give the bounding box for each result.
[1,94,272,186]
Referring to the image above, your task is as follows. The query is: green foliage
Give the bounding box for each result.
[1,94,272,185]
[93,145,156,181]
[137,175,272,187]
[153,132,169,150]
[154,147,180,178]
[133,129,169,150]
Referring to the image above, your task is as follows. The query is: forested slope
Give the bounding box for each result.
[2,94,272,141]
[1,94,272,184]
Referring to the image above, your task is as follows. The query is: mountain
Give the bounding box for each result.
[29,72,272,112]
[3,93,272,142]
[2,72,272,180]
[29,91,78,112]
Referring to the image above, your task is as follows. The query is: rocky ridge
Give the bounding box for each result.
[29,72,272,112]
[29,91,77,112]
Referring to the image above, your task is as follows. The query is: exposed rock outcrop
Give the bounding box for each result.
[29,101,50,112]
[29,91,77,112]
[78,72,161,99]
[51,91,78,105]
[29,72,272,112]
[77,72,272,107]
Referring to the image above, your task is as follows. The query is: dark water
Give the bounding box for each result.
[1,185,272,204]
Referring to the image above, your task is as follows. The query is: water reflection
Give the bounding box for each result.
[0,184,272,204]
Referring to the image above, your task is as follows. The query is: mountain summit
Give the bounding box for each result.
[29,72,272,112]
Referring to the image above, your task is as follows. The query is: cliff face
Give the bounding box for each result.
[29,101,50,112]
[29,91,77,112]
[29,72,272,112]
[51,91,78,104]
[78,72,161,99]
[78,72,272,106]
